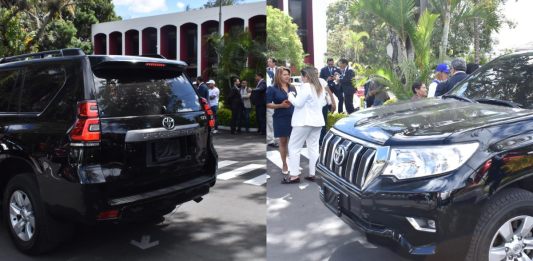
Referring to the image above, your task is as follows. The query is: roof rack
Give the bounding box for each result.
[0,48,85,64]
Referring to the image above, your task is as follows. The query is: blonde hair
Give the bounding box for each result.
[301,67,322,96]
[274,67,291,89]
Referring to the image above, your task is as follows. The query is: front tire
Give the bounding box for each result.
[2,174,71,254]
[466,188,533,261]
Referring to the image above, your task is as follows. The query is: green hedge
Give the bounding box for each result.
[216,105,257,128]
[327,113,348,130]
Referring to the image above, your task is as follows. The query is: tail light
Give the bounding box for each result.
[200,98,215,128]
[70,100,101,141]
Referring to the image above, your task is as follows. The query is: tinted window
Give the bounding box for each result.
[449,54,533,109]
[20,62,67,112]
[0,69,20,112]
[94,72,200,117]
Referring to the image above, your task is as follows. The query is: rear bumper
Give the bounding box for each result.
[41,174,216,224]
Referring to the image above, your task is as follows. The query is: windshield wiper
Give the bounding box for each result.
[441,94,474,103]
[475,98,524,108]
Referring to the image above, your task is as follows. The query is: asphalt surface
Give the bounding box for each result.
[0,131,266,261]
[266,146,413,261]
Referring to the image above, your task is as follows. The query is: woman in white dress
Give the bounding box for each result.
[282,67,326,184]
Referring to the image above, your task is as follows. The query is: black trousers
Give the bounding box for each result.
[230,106,242,133]
[343,87,356,114]
[256,105,266,134]
[333,87,344,113]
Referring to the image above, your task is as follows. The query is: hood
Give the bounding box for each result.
[333,99,533,145]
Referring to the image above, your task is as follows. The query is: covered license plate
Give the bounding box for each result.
[322,183,341,217]
[153,139,181,162]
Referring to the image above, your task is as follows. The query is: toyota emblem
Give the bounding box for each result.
[333,146,346,165]
[162,117,175,130]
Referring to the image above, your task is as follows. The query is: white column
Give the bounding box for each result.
[106,33,110,55]
[197,23,202,76]
[138,28,142,55]
[121,32,125,55]
[157,28,161,55]
[244,18,249,31]
[176,26,181,60]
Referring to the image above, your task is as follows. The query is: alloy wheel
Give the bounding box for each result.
[8,190,35,242]
[490,215,533,261]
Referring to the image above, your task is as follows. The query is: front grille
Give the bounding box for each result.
[320,131,376,188]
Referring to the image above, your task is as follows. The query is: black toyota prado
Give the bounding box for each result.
[0,49,218,254]
[318,51,533,260]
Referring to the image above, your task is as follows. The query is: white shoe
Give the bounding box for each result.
[212,130,218,134]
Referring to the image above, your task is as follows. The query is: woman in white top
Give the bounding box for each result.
[282,67,326,184]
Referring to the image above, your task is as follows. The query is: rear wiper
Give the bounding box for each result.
[441,94,474,103]
[475,98,524,108]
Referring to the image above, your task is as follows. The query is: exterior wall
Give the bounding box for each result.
[91,2,266,77]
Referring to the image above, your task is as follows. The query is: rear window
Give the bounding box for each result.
[93,69,200,117]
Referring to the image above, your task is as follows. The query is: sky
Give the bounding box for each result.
[113,0,263,19]
[492,0,533,52]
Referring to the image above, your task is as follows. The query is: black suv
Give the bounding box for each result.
[318,51,533,260]
[0,49,218,254]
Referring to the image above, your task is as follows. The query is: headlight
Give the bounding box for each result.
[382,143,479,180]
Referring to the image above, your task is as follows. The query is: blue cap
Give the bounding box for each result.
[435,63,450,73]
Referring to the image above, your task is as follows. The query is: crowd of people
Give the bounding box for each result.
[193,73,267,136]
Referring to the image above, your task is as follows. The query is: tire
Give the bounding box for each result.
[466,188,533,261]
[2,174,72,254]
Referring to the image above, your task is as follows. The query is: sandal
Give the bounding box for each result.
[304,176,317,182]
[281,177,300,184]
[282,169,289,175]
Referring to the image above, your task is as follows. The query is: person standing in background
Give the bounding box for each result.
[207,80,219,133]
[252,73,267,135]
[196,76,209,100]
[240,80,252,133]
[427,64,450,98]
[316,68,336,145]
[320,58,341,113]
[227,78,244,135]
[336,59,356,114]
[411,82,428,101]
[266,58,279,148]
[435,58,468,96]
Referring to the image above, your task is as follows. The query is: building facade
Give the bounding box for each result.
[91,2,266,77]
[268,0,327,67]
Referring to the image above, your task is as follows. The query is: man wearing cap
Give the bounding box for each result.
[427,64,450,98]
[207,80,220,133]
[435,58,468,97]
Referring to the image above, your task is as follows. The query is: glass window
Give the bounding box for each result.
[0,69,20,112]
[450,54,533,109]
[93,69,200,117]
[19,63,67,112]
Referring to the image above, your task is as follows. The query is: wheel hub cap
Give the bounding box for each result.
[8,190,35,242]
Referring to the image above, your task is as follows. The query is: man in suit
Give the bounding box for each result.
[252,73,267,136]
[435,58,468,97]
[337,58,357,114]
[320,58,342,113]
[227,78,244,134]
[266,58,277,85]
[196,76,209,100]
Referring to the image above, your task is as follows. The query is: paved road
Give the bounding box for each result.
[266,147,414,261]
[0,131,266,261]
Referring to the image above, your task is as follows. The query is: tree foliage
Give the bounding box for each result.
[0,0,120,57]
[266,6,304,70]
[203,0,242,8]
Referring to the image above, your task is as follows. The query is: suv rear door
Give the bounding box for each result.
[89,57,212,198]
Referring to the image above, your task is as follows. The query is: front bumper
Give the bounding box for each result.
[317,163,477,258]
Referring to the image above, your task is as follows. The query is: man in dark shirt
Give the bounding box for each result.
[196,76,209,100]
[336,58,357,114]
[320,58,341,113]
[435,58,468,96]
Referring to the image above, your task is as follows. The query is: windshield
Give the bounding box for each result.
[448,53,533,109]
[93,69,200,117]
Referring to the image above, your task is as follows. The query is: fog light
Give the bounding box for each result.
[406,217,436,233]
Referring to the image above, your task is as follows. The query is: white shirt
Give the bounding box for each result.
[266,66,276,86]
[208,87,219,107]
[288,83,326,127]
[240,87,252,109]
[318,78,332,105]
[427,81,439,98]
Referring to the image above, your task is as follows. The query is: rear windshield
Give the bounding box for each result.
[92,68,200,117]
